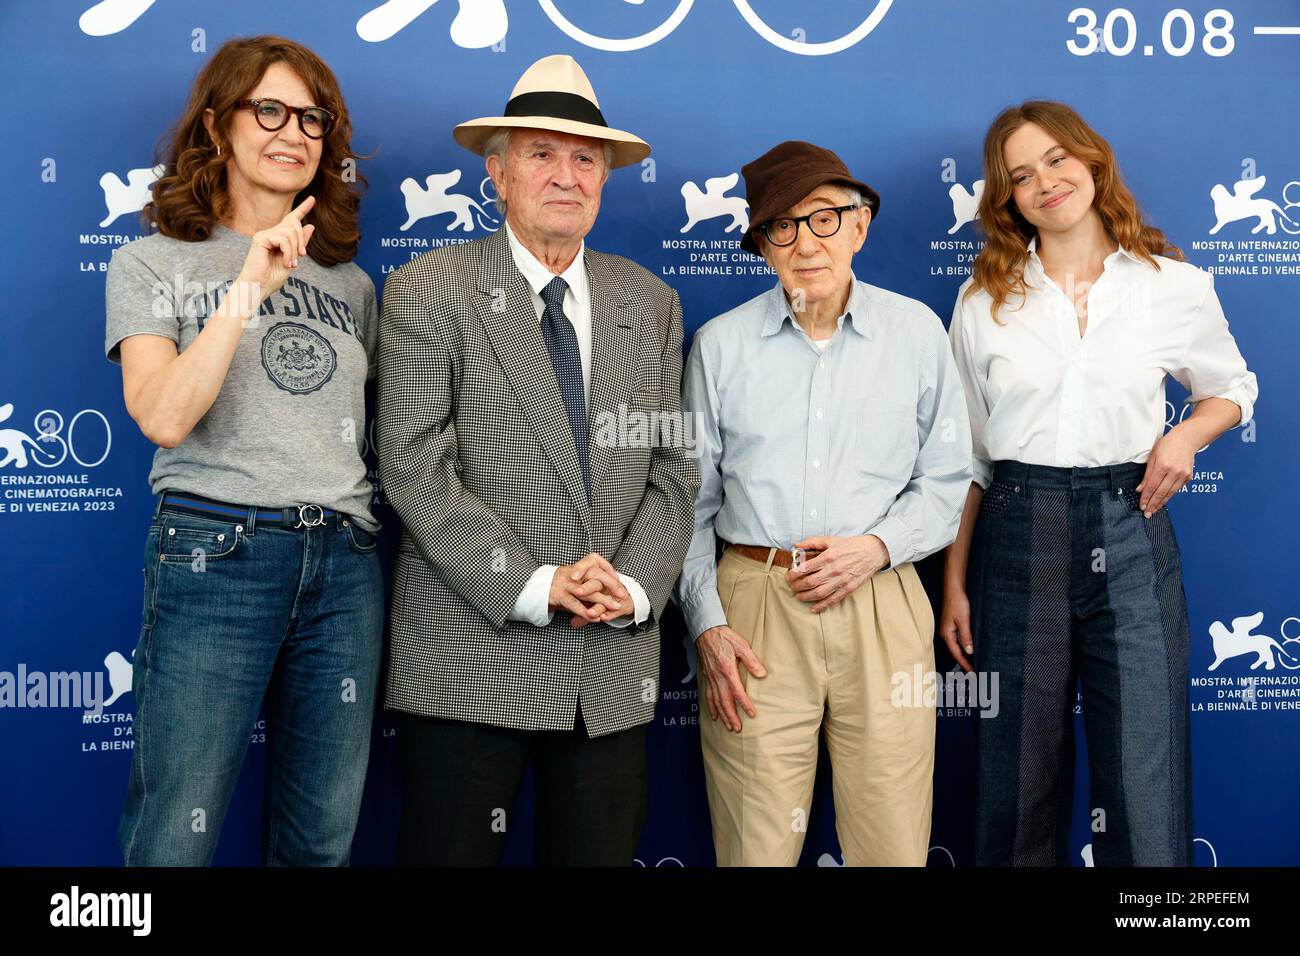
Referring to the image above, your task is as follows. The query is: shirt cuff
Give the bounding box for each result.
[678,586,728,642]
[971,456,994,490]
[607,573,650,629]
[865,515,913,571]
[509,564,556,627]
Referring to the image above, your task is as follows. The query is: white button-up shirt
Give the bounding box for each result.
[949,239,1258,489]
[503,222,649,629]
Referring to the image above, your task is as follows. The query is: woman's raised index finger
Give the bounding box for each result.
[288,195,317,221]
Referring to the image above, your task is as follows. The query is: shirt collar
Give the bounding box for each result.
[1113,244,1144,266]
[760,276,871,341]
[505,220,587,306]
[1026,234,1144,273]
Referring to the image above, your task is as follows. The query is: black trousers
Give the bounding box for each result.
[397,706,647,866]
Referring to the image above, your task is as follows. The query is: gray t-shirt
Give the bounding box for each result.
[105,224,379,529]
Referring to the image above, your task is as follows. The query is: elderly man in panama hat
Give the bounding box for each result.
[378,55,699,866]
[675,141,972,866]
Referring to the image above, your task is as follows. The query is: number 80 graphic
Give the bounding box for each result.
[32,409,112,468]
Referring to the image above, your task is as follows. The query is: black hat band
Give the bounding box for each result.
[503,91,608,128]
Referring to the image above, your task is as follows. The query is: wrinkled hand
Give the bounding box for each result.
[1137,427,1198,517]
[939,587,974,673]
[786,535,889,613]
[697,625,766,732]
[548,552,632,628]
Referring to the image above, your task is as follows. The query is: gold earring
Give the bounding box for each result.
[215,143,222,156]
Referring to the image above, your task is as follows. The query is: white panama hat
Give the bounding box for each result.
[453,54,651,168]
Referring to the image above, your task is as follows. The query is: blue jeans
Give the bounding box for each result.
[118,497,384,866]
[969,461,1192,867]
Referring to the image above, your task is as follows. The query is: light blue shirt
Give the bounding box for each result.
[675,276,973,640]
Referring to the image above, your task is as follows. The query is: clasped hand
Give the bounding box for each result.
[547,552,634,627]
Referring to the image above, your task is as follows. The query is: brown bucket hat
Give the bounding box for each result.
[739,141,880,255]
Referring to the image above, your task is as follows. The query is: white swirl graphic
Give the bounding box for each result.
[539,0,695,52]
[731,0,894,55]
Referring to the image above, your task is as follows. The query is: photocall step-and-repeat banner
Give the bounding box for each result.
[1,0,1297,866]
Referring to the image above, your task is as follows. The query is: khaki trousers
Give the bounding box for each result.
[700,547,936,866]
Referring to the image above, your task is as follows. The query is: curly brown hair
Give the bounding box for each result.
[144,35,366,267]
[967,100,1182,321]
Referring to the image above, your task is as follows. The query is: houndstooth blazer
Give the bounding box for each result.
[377,225,700,737]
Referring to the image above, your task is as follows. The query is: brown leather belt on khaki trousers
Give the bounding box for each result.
[725,543,823,569]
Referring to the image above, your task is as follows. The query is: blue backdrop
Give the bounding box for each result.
[2,0,1297,866]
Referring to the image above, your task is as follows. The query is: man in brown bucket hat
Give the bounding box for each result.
[675,141,972,865]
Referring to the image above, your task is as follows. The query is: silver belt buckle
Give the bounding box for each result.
[296,504,325,528]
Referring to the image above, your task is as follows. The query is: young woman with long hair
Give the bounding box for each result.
[941,101,1257,866]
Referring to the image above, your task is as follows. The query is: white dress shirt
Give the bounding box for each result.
[503,222,650,628]
[505,221,593,394]
[949,238,1258,489]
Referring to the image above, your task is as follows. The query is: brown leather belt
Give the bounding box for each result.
[726,543,822,570]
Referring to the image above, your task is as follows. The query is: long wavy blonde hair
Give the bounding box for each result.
[967,100,1182,321]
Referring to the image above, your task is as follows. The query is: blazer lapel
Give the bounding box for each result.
[473,228,593,537]
[585,250,637,499]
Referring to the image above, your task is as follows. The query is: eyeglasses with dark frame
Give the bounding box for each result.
[233,98,336,140]
[758,204,861,247]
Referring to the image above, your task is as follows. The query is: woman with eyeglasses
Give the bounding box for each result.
[941,101,1257,866]
[105,35,382,866]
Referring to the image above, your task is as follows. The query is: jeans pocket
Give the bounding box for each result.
[343,519,379,553]
[141,523,162,630]
[978,479,1019,517]
[1119,487,1146,513]
[158,513,244,564]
